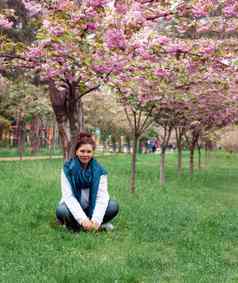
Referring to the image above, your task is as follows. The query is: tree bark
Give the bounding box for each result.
[189,146,195,176]
[198,144,202,170]
[175,128,185,176]
[48,81,85,160]
[160,147,166,186]
[177,146,183,175]
[30,115,41,155]
[130,134,138,193]
[118,136,122,153]
[16,115,25,160]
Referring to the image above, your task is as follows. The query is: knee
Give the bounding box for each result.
[56,203,70,220]
[108,199,119,216]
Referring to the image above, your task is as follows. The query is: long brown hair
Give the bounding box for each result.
[74,132,96,155]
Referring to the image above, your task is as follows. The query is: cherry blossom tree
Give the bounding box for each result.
[1,0,238,192]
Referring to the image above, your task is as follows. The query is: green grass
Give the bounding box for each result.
[0,151,238,282]
[0,146,63,158]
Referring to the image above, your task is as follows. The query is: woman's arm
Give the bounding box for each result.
[61,170,89,225]
[91,175,110,227]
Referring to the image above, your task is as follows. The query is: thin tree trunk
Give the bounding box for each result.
[16,117,25,160]
[160,147,166,186]
[177,146,183,175]
[198,145,202,170]
[130,134,138,193]
[205,143,208,168]
[30,116,41,155]
[175,128,185,176]
[189,146,195,176]
[118,136,122,153]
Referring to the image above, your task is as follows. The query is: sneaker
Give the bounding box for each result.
[100,222,114,231]
[56,218,64,225]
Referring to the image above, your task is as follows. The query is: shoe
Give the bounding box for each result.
[56,218,64,225]
[100,222,114,231]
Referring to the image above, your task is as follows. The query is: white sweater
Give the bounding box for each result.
[60,170,110,226]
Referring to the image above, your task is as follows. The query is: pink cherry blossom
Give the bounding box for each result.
[86,0,108,8]
[0,15,13,29]
[166,43,189,54]
[115,2,128,14]
[26,47,43,59]
[224,4,238,17]
[157,36,170,45]
[22,0,42,17]
[86,22,97,31]
[154,68,170,78]
[105,29,126,50]
[49,25,65,36]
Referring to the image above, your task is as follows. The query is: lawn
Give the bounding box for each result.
[0,151,238,282]
[0,146,63,158]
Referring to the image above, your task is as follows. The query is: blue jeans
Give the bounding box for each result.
[56,199,119,232]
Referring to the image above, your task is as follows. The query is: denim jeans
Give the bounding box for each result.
[56,199,119,232]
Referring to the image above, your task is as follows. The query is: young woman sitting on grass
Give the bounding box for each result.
[56,132,119,232]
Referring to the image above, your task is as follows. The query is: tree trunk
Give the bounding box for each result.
[175,128,184,176]
[0,126,3,142]
[189,146,195,176]
[198,145,202,170]
[205,143,208,168]
[177,146,183,175]
[68,90,85,159]
[160,147,166,186]
[48,81,84,160]
[126,136,131,153]
[118,136,122,153]
[30,116,41,155]
[130,134,138,193]
[16,116,25,160]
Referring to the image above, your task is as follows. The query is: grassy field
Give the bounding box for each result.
[0,151,238,282]
[0,147,63,158]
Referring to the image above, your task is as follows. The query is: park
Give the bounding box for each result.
[1,1,238,282]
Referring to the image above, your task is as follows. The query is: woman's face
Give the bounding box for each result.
[76,143,94,166]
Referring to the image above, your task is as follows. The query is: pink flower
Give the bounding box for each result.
[197,24,210,33]
[86,0,108,8]
[157,36,170,45]
[42,20,50,29]
[26,47,43,58]
[224,4,238,17]
[93,64,112,73]
[105,29,126,50]
[87,22,97,31]
[192,5,208,18]
[115,2,128,14]
[166,43,189,54]
[56,0,71,11]
[200,45,216,55]
[154,68,170,78]
[49,25,65,36]
[226,22,236,32]
[22,0,42,17]
[0,16,13,29]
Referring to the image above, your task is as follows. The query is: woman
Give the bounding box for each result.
[56,132,119,232]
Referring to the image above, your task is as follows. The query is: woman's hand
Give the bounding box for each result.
[90,220,100,231]
[81,219,94,231]
[81,219,100,232]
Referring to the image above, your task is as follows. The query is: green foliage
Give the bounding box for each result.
[0,115,11,129]
[1,152,238,282]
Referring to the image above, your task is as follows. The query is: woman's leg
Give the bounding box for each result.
[56,203,81,232]
[102,199,119,224]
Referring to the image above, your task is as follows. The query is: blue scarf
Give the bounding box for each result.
[63,157,107,218]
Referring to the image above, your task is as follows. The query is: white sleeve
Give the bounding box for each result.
[91,175,110,225]
[61,170,89,224]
